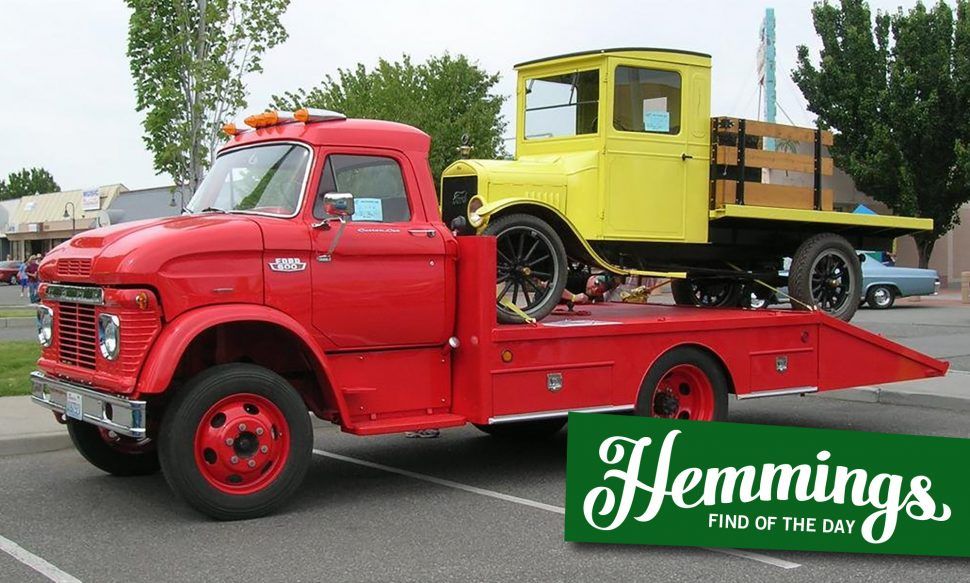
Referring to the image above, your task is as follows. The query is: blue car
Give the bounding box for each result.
[761,253,940,310]
[858,252,940,309]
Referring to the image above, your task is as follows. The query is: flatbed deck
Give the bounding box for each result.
[444,236,949,429]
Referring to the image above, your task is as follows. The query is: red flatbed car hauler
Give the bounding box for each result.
[29,112,949,520]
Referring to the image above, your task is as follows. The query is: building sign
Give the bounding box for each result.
[82,188,100,211]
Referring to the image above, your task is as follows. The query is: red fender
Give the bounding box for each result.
[136,303,353,428]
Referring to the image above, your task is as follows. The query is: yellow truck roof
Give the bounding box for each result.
[514,47,711,70]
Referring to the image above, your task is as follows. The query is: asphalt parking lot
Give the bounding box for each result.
[1,397,970,583]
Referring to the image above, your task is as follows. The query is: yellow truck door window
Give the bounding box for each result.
[613,66,682,134]
[524,70,599,140]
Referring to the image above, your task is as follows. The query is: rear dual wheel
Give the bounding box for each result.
[635,347,728,422]
[159,363,313,520]
[671,278,743,308]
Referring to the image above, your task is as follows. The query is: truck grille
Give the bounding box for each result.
[57,258,93,278]
[440,175,478,226]
[118,310,161,378]
[58,302,98,369]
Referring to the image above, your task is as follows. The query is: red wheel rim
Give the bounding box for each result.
[193,393,290,495]
[651,364,715,421]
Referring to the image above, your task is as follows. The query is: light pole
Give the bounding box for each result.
[63,202,76,238]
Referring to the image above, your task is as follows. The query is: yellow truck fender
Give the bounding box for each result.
[475,199,686,280]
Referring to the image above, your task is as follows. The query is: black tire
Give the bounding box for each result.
[484,213,568,324]
[866,285,896,309]
[671,278,743,308]
[788,233,862,321]
[635,347,729,421]
[158,363,313,520]
[473,418,566,439]
[67,420,160,476]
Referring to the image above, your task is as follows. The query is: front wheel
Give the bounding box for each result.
[788,233,862,321]
[484,214,568,324]
[67,421,160,476]
[635,347,729,421]
[159,363,313,520]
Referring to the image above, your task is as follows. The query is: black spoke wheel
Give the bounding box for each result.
[671,278,743,308]
[484,214,567,324]
[789,233,861,321]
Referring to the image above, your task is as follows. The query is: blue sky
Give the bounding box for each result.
[0,0,924,192]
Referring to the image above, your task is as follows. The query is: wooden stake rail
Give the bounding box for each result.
[710,117,836,212]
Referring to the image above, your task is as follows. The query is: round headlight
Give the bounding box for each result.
[467,196,485,227]
[37,306,53,347]
[98,314,120,360]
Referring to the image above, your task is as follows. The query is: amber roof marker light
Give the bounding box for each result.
[293,108,347,123]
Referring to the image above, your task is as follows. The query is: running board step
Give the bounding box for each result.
[345,413,467,436]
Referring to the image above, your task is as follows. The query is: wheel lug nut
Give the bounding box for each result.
[247,459,256,468]
[260,445,268,454]
[225,438,234,446]
[230,456,239,464]
[238,423,247,431]
[255,427,264,436]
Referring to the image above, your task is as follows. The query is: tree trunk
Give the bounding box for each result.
[914,235,936,269]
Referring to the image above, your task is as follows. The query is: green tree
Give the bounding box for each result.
[793,0,970,267]
[126,0,290,194]
[272,54,508,185]
[0,167,60,201]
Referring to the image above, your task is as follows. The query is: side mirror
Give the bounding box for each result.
[324,193,354,218]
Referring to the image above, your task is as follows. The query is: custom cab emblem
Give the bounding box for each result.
[268,258,306,272]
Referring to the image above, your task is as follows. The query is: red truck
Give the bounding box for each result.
[30,109,949,520]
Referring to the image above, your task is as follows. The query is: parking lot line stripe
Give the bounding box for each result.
[312,449,801,570]
[314,449,565,514]
[0,534,81,583]
[710,548,800,569]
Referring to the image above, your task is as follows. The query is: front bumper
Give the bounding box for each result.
[30,371,146,438]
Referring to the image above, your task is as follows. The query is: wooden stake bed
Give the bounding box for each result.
[710,116,835,212]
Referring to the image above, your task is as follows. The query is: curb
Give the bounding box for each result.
[817,371,970,413]
[0,431,71,457]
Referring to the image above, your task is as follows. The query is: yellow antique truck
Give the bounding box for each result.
[441,48,932,323]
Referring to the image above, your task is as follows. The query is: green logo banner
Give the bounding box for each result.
[565,413,969,557]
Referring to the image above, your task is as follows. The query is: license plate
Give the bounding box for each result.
[65,391,83,421]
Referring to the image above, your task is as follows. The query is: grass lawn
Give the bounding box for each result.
[0,341,40,397]
[0,308,33,318]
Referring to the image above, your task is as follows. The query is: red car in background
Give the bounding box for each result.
[0,260,21,285]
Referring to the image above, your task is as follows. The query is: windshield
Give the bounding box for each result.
[524,69,600,139]
[186,143,310,216]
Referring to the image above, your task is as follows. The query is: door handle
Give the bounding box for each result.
[408,228,437,238]
[681,153,694,161]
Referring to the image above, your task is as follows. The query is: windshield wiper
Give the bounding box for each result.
[200,207,228,213]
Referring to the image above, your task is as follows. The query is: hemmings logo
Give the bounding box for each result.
[268,258,306,272]
[451,190,469,207]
